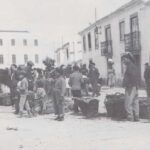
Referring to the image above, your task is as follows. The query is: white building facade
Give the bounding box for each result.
[55,41,82,66]
[0,30,51,69]
[79,0,150,84]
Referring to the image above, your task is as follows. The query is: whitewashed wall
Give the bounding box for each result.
[81,2,150,81]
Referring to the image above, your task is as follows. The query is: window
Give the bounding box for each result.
[0,55,4,64]
[94,27,99,50]
[24,54,28,63]
[130,14,139,32]
[83,35,86,52]
[0,39,3,46]
[88,32,92,51]
[35,54,39,64]
[34,39,38,46]
[105,25,111,41]
[12,54,16,64]
[23,39,27,46]
[119,21,125,41]
[11,39,15,46]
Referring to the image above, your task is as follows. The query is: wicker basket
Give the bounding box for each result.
[73,97,99,118]
[104,93,126,119]
[0,93,11,106]
[139,98,150,119]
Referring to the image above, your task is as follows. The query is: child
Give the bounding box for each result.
[17,71,32,118]
[34,80,47,115]
[53,68,66,121]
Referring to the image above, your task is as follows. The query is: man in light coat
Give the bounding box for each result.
[69,65,83,113]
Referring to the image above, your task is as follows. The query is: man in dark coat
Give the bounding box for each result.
[10,64,21,114]
[122,52,139,121]
[144,63,150,97]
[25,61,34,91]
[88,62,100,97]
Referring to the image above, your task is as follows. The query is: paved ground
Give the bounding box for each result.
[0,87,150,150]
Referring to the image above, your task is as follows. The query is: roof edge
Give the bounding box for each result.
[79,0,144,35]
[0,30,29,33]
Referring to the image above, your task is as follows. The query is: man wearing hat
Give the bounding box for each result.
[122,52,139,121]
[10,64,20,114]
[88,62,100,97]
[53,68,66,121]
[25,61,34,91]
[144,63,150,97]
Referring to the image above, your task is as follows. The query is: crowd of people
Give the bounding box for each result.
[8,58,101,121]
[2,52,149,122]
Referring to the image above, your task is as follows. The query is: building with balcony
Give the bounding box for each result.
[0,30,51,68]
[55,41,82,66]
[79,0,150,84]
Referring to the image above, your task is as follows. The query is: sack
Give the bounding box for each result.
[104,93,126,119]
[74,97,99,118]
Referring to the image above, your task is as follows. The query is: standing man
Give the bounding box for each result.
[108,59,115,88]
[10,64,20,113]
[144,63,150,98]
[69,65,83,113]
[81,64,89,96]
[81,64,88,76]
[88,62,100,97]
[53,68,66,121]
[122,53,139,121]
[25,61,34,91]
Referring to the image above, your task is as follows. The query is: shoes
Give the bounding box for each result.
[127,116,134,122]
[27,111,32,118]
[14,111,19,114]
[54,116,60,120]
[54,116,64,121]
[134,117,140,122]
[57,116,64,121]
[18,112,23,118]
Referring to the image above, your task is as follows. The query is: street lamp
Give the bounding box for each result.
[95,25,102,35]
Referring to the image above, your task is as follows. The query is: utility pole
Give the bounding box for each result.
[95,8,97,24]
[61,36,64,47]
[72,42,75,63]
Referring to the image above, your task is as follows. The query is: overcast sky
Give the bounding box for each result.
[0,0,131,51]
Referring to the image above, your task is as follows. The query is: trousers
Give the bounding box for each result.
[91,82,99,96]
[19,94,31,113]
[146,83,150,98]
[125,86,139,120]
[53,90,64,116]
[71,90,81,112]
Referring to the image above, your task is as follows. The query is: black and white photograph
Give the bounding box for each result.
[0,0,150,149]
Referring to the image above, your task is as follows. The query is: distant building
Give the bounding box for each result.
[0,30,50,68]
[55,41,82,66]
[79,0,150,84]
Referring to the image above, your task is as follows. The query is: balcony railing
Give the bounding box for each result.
[124,31,141,54]
[101,40,113,57]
